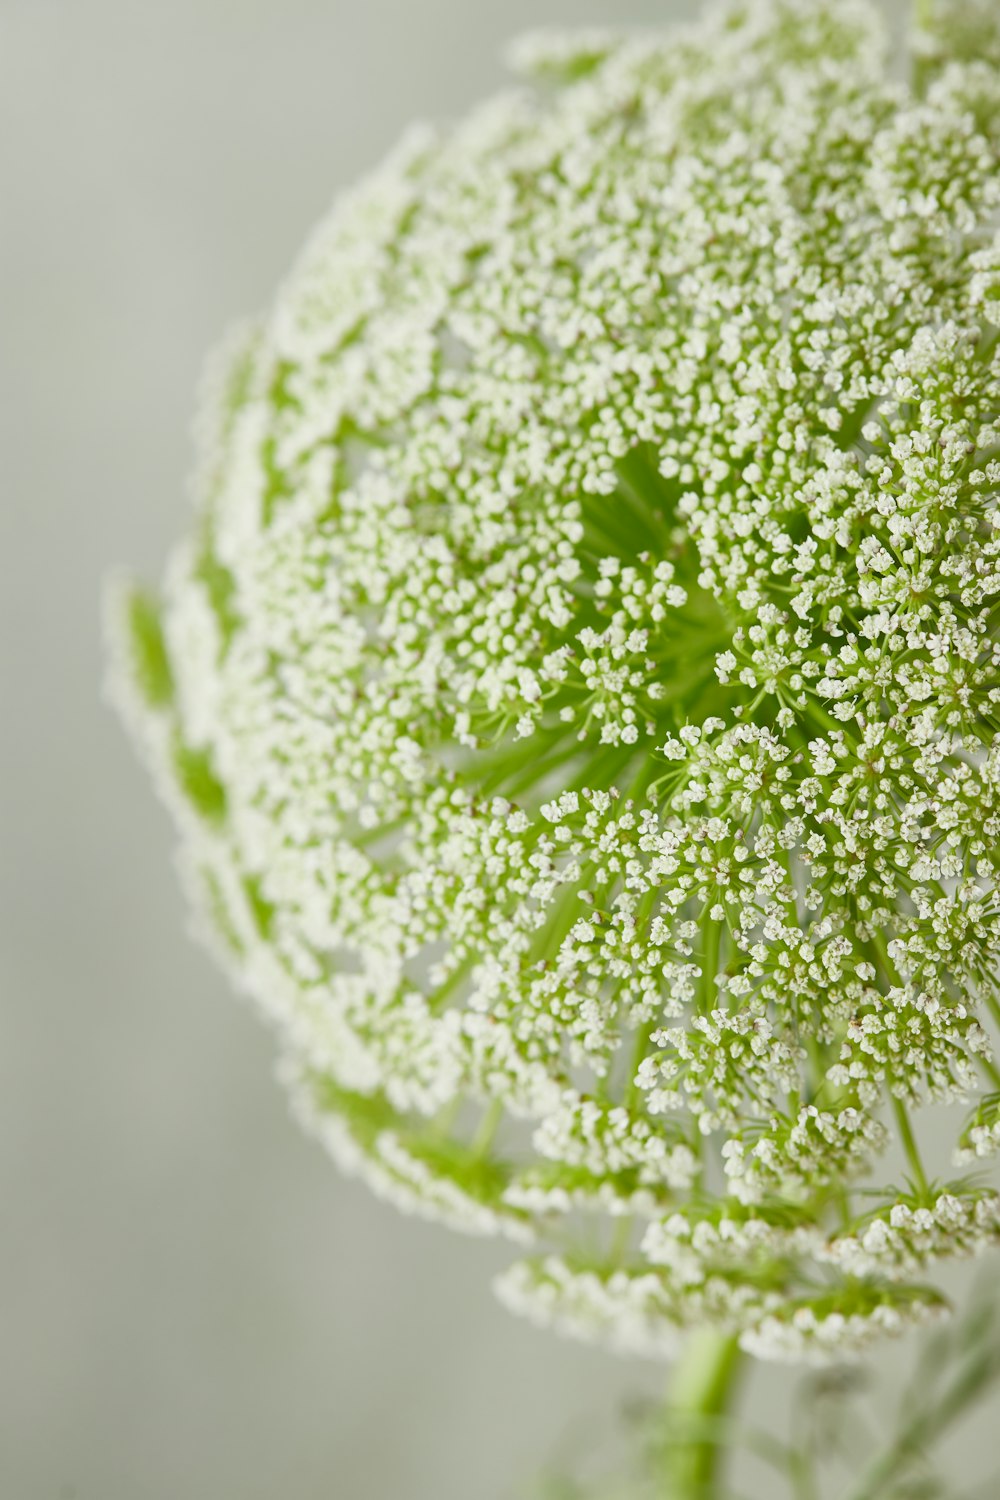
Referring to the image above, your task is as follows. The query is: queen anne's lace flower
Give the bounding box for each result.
[110,0,1000,1364]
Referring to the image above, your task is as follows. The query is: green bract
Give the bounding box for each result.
[110,0,1000,1364]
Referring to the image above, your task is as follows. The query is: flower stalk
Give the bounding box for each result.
[660,1332,744,1500]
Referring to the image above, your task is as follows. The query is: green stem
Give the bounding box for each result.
[978,1053,1000,1090]
[660,1329,744,1500]
[470,1097,503,1158]
[892,1095,928,1194]
[699,905,722,1017]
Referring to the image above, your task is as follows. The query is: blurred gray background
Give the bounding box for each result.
[0,2,981,1499]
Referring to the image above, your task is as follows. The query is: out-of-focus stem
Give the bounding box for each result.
[660,1329,744,1500]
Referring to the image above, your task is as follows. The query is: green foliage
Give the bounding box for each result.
[170,736,227,826]
[122,587,173,710]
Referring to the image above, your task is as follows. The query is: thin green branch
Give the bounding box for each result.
[892,1095,928,1194]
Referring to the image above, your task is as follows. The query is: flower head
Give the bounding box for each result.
[109,0,1000,1363]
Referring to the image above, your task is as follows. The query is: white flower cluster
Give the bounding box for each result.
[494,1252,778,1361]
[818,1190,1000,1280]
[739,1288,948,1366]
[110,0,1000,1363]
